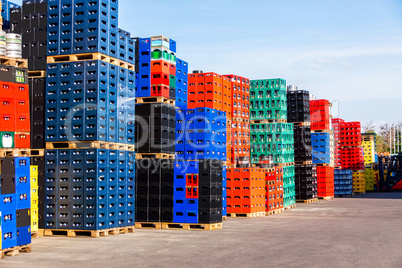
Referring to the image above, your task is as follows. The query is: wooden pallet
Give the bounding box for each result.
[284,204,297,210]
[293,122,311,126]
[222,216,227,221]
[135,222,162,229]
[42,226,135,238]
[250,119,287,124]
[295,161,313,165]
[0,149,43,158]
[251,164,275,170]
[28,70,46,78]
[135,153,175,159]
[227,212,265,218]
[311,129,333,133]
[0,244,31,259]
[135,96,175,106]
[232,117,249,123]
[46,141,134,151]
[276,162,295,167]
[0,55,28,68]
[265,208,284,216]
[31,231,40,239]
[319,196,335,200]
[161,222,222,231]
[47,52,134,71]
[297,198,319,204]
[353,191,366,195]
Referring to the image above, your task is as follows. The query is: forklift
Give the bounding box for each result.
[378,152,402,191]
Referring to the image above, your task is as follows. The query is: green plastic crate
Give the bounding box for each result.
[0,132,14,148]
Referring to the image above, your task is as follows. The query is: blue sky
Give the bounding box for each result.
[117,0,402,126]
[14,0,402,126]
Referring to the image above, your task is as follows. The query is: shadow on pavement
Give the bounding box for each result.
[352,191,402,200]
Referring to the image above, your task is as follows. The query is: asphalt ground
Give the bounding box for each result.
[2,192,402,268]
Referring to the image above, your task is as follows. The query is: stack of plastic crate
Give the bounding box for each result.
[339,122,365,193]
[310,99,334,199]
[0,157,32,252]
[265,166,284,215]
[224,75,250,167]
[287,87,317,202]
[166,107,225,228]
[0,4,33,252]
[227,167,266,217]
[43,0,136,236]
[364,169,378,191]
[30,165,39,234]
[135,36,176,100]
[1,0,20,31]
[334,169,353,197]
[250,78,296,210]
[10,1,49,232]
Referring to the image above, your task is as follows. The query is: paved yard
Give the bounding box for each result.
[2,192,402,268]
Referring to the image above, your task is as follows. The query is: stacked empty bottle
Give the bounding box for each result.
[287,86,317,202]
[43,0,136,235]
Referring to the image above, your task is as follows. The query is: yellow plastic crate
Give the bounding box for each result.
[31,188,39,199]
[31,211,39,221]
[30,165,39,177]
[31,198,39,207]
[31,176,38,188]
[31,220,39,232]
[31,201,39,210]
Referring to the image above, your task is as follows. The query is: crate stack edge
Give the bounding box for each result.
[310,98,334,199]
[287,86,317,202]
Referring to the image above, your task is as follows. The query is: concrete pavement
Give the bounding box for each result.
[2,192,402,268]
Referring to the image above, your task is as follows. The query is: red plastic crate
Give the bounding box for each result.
[14,84,29,100]
[0,98,15,114]
[15,113,30,132]
[14,132,30,148]
[0,114,16,131]
[0,82,15,99]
